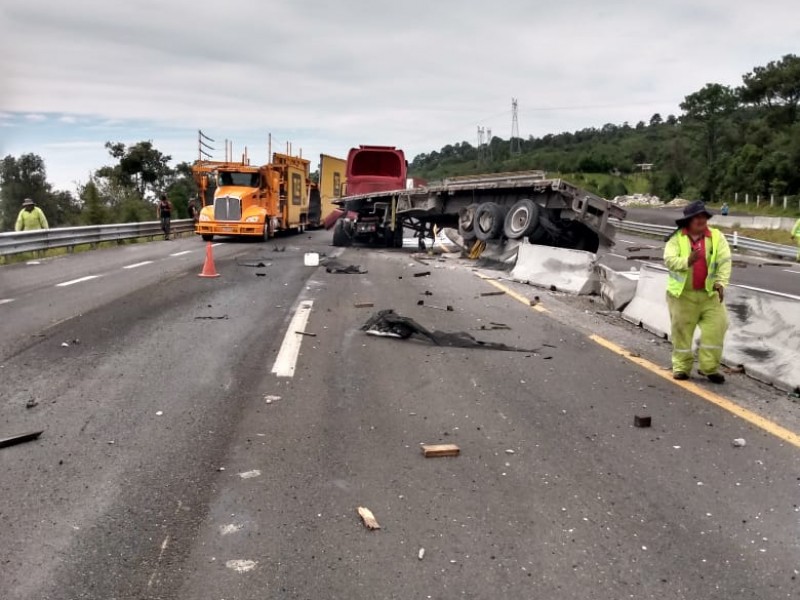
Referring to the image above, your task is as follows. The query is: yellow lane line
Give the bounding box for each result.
[477,275,548,313]
[476,272,800,448]
[589,334,800,448]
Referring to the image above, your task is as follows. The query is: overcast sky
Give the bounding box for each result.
[1,0,799,191]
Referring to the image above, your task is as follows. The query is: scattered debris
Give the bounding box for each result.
[217,466,226,471]
[417,300,424,306]
[362,310,539,352]
[357,506,381,530]
[354,302,374,308]
[273,246,286,252]
[478,322,511,331]
[264,394,281,404]
[418,548,425,560]
[226,559,257,573]
[326,262,367,274]
[255,272,266,277]
[480,290,506,297]
[220,524,243,535]
[156,411,163,416]
[505,448,515,455]
[732,438,747,448]
[295,330,317,337]
[423,303,454,312]
[107,440,115,445]
[634,415,652,428]
[421,443,460,458]
[0,430,43,449]
[723,365,745,374]
[412,256,431,266]
[61,342,69,347]
[25,399,38,409]
[237,261,269,268]
[195,315,229,320]
[239,469,261,479]
[413,271,431,278]
[422,291,433,296]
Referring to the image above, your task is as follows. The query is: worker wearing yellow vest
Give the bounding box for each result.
[664,200,732,384]
[14,198,49,231]
[792,217,800,262]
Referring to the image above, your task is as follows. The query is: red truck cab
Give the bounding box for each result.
[346,145,407,195]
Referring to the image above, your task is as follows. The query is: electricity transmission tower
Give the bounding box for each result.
[486,128,493,163]
[510,98,521,155]
[477,126,486,165]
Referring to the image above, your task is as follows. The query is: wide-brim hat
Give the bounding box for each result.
[676,200,712,227]
[22,198,35,207]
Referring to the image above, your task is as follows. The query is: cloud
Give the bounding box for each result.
[1,0,800,181]
[59,115,78,124]
[23,113,46,122]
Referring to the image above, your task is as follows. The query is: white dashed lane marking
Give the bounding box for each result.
[271,300,314,377]
[211,243,223,247]
[169,250,193,257]
[783,269,800,275]
[55,275,100,287]
[0,298,14,305]
[123,261,154,269]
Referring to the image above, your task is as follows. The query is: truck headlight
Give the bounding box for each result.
[245,216,260,223]
[199,214,211,222]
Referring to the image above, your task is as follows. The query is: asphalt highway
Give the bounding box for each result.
[1,231,799,599]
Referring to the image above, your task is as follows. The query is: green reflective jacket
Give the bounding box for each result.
[15,207,49,231]
[792,218,800,239]
[663,228,731,298]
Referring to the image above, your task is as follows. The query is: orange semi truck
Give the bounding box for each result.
[192,153,314,242]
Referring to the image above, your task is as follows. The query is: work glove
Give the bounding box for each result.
[713,282,725,303]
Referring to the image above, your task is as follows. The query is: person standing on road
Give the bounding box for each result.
[14,198,49,231]
[664,200,731,384]
[720,202,729,216]
[188,197,199,223]
[792,217,800,262]
[157,194,172,240]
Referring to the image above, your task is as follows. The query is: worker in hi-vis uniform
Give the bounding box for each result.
[663,200,731,384]
[792,217,800,262]
[14,198,49,231]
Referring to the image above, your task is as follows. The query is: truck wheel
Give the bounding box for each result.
[504,199,540,239]
[474,202,506,241]
[458,204,478,240]
[391,225,404,248]
[332,219,353,247]
[201,234,214,242]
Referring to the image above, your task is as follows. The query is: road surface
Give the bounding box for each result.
[1,232,799,599]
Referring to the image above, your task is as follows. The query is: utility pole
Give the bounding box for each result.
[486,128,493,163]
[198,130,214,161]
[510,98,521,155]
[477,126,486,165]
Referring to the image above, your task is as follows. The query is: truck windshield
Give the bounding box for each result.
[218,171,260,187]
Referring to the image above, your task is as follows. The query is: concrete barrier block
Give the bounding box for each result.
[597,265,640,311]
[723,286,800,392]
[510,243,599,295]
[621,264,671,338]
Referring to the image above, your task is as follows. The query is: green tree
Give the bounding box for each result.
[80,181,106,225]
[740,54,800,123]
[97,141,173,198]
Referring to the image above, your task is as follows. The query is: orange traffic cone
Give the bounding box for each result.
[198,242,220,278]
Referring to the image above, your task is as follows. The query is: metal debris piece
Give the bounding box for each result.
[423,304,454,312]
[357,506,381,530]
[0,430,43,449]
[25,399,39,409]
[361,310,538,352]
[422,443,460,457]
[418,548,425,560]
[264,394,281,404]
[413,271,431,277]
[295,331,317,337]
[273,246,286,252]
[480,291,506,297]
[326,262,367,274]
[505,449,515,455]
[255,272,266,277]
[238,261,269,267]
[417,300,424,306]
[732,438,747,447]
[634,415,652,428]
[61,342,69,347]
[195,315,229,320]
[478,322,511,331]
[422,291,433,296]
[354,302,374,308]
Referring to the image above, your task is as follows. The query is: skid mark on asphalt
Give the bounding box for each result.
[55,275,100,287]
[271,300,314,377]
[122,260,154,269]
[476,275,548,313]
[590,334,800,448]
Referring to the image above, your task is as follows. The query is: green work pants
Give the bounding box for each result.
[667,288,728,375]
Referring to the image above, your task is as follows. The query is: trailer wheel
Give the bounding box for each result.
[474,202,506,241]
[201,234,214,242]
[332,219,353,247]
[391,225,404,248]
[504,199,540,239]
[458,204,478,234]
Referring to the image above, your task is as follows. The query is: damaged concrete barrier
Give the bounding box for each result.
[510,242,599,295]
[723,285,800,392]
[596,264,640,311]
[621,263,671,338]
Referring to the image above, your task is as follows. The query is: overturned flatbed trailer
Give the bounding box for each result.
[332,168,627,252]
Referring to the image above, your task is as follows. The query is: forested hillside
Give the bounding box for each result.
[410,55,800,205]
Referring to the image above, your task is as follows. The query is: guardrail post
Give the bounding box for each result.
[770,194,774,207]
[734,192,738,204]
[756,194,760,207]
[784,196,788,210]
[733,231,738,250]
[745,193,749,205]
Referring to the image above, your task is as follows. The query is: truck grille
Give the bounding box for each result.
[214,197,242,221]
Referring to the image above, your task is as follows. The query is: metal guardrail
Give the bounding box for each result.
[0,219,195,257]
[614,220,797,260]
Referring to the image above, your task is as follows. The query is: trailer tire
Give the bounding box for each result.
[474,202,506,241]
[201,234,214,242]
[503,199,540,239]
[332,219,353,247]
[262,224,270,242]
[458,204,478,233]
[391,225,404,248]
